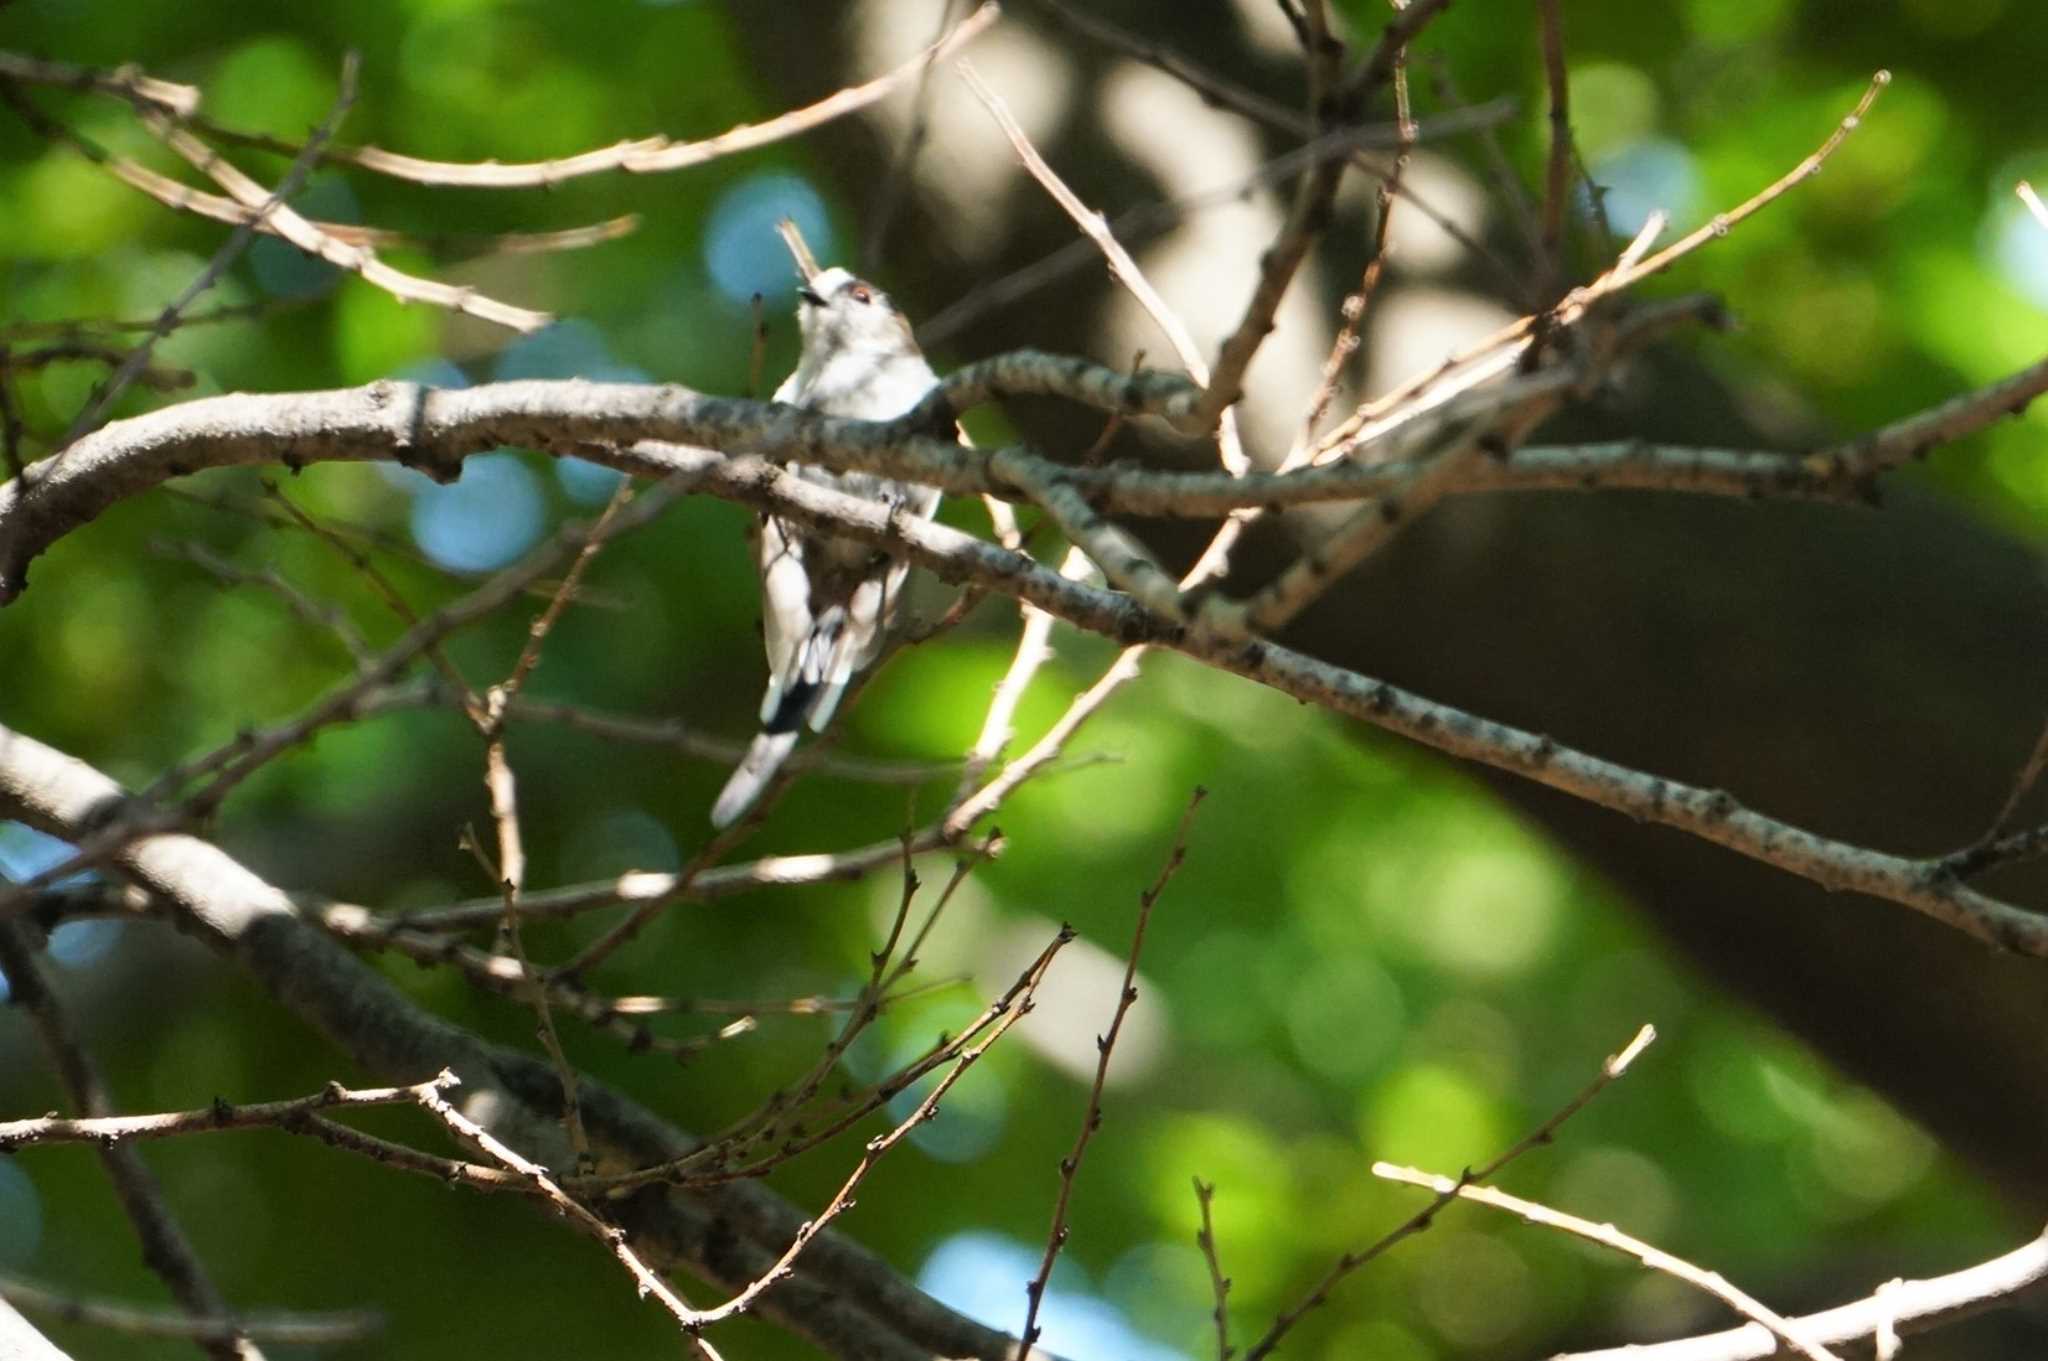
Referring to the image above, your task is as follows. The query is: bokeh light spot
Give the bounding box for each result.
[702,173,831,304]
[0,1162,43,1265]
[1568,63,1660,159]
[917,1233,1186,1361]
[410,452,546,573]
[1587,138,1700,237]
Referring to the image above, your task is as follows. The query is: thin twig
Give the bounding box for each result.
[678,926,1069,1329]
[1244,1024,1657,1361]
[0,1073,457,1151]
[1195,0,1454,428]
[1373,1165,1844,1361]
[0,1064,526,1192]
[918,97,1525,347]
[0,50,198,115]
[61,53,358,447]
[1194,1179,1235,1361]
[1029,0,1304,130]
[864,0,961,267]
[1974,714,2048,847]
[138,107,550,333]
[957,59,1249,481]
[1293,7,1418,461]
[1554,1225,2048,1361]
[590,840,1001,1191]
[1021,789,1204,1349]
[183,5,1000,189]
[1310,72,1890,464]
[257,481,476,703]
[0,1275,382,1346]
[1536,0,1574,293]
[1,340,193,388]
[955,546,1087,798]
[410,1078,722,1360]
[0,925,262,1361]
[477,481,638,1166]
[356,678,958,784]
[150,538,375,667]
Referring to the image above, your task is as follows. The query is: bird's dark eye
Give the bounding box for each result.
[848,285,873,305]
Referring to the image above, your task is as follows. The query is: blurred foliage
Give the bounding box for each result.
[1,1,2043,1360]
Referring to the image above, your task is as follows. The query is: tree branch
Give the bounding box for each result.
[0,723,1060,1361]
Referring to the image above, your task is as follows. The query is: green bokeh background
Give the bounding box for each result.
[2,2,2044,1359]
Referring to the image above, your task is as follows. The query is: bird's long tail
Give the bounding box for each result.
[711,598,870,827]
[709,726,801,829]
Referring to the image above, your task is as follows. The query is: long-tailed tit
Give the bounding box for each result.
[709,267,946,827]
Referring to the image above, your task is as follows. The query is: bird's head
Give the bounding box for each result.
[796,267,920,363]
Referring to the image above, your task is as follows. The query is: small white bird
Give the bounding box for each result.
[710,266,946,827]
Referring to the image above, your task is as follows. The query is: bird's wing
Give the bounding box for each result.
[754,364,816,723]
[755,512,812,725]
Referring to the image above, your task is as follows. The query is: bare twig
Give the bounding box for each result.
[588,841,1004,1192]
[919,98,1525,348]
[0,50,197,115]
[59,54,360,446]
[958,59,1249,481]
[1555,1225,2048,1361]
[1192,0,1455,428]
[256,480,477,701]
[0,1064,526,1193]
[677,925,1068,1330]
[955,546,1087,797]
[945,645,1146,838]
[1374,1166,1844,1361]
[1536,0,1574,291]
[356,678,957,783]
[1028,0,1304,131]
[1021,790,1203,1349]
[1245,1025,1656,1361]
[322,912,777,1063]
[1973,714,2048,848]
[0,925,262,1361]
[1293,20,1416,460]
[410,1078,721,1360]
[0,1072,457,1151]
[1,341,192,389]
[0,1275,381,1346]
[475,480,640,1166]
[1577,71,1890,300]
[184,4,1000,189]
[864,0,962,266]
[1228,371,1564,636]
[1311,72,1890,464]
[1194,1179,1234,1361]
[138,109,550,333]
[150,538,375,667]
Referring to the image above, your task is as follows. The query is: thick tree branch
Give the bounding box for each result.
[0,724,1057,1361]
[11,346,2046,603]
[607,460,2048,955]
[5,357,2048,950]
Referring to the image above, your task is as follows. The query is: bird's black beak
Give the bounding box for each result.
[797,287,825,307]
